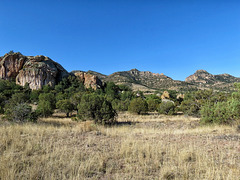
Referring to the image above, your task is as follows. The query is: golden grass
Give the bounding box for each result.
[0,112,239,179]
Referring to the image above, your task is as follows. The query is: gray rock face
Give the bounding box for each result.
[0,53,26,80]
[0,53,69,90]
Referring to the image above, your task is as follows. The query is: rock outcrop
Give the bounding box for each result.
[185,70,240,85]
[0,53,26,80]
[72,71,102,90]
[0,53,69,90]
[161,91,170,99]
[185,70,215,84]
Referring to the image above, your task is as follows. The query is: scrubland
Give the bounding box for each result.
[0,112,239,180]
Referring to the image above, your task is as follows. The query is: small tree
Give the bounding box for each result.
[8,50,14,55]
[146,95,161,112]
[77,93,116,125]
[39,93,55,109]
[0,93,6,114]
[4,103,38,122]
[12,103,32,122]
[56,99,74,117]
[112,99,131,111]
[158,101,175,115]
[70,92,84,111]
[128,98,148,115]
[30,90,40,103]
[36,100,54,117]
[200,99,240,125]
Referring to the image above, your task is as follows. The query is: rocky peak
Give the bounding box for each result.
[185,70,240,85]
[0,53,27,80]
[0,53,69,90]
[185,69,215,84]
[129,68,140,75]
[195,69,208,74]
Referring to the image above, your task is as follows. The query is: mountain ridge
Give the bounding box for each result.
[1,52,239,92]
[84,69,240,92]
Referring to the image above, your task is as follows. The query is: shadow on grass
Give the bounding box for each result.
[114,121,139,126]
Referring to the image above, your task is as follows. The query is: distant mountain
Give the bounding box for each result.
[86,70,108,80]
[87,69,195,91]
[87,69,240,92]
[3,51,237,92]
[185,70,240,90]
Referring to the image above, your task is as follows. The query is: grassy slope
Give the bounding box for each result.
[0,112,239,180]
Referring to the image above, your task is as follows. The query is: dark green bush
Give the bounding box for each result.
[70,92,84,111]
[112,99,131,111]
[77,93,116,125]
[30,90,40,103]
[128,98,148,115]
[4,103,37,122]
[158,101,175,115]
[147,96,161,112]
[36,100,54,117]
[200,99,240,125]
[56,99,74,117]
[38,93,55,109]
[180,99,200,116]
[0,93,6,114]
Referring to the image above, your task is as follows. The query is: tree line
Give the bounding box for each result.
[0,76,240,125]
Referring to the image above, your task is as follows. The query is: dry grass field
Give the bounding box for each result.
[0,112,239,180]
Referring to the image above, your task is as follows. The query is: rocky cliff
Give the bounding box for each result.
[72,71,103,90]
[0,53,69,90]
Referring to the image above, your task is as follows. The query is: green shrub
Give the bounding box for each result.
[180,99,200,116]
[38,93,55,108]
[0,93,6,114]
[158,101,175,115]
[128,98,148,115]
[30,90,40,103]
[4,103,37,122]
[4,92,30,113]
[0,79,22,97]
[112,99,131,111]
[200,99,240,125]
[56,99,74,117]
[55,92,68,102]
[70,92,84,111]
[36,100,54,117]
[77,93,116,125]
[147,98,161,112]
[11,92,29,104]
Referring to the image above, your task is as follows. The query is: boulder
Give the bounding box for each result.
[161,91,170,99]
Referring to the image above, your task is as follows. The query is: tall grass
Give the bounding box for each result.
[0,113,239,179]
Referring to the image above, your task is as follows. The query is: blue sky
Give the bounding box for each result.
[1,0,239,80]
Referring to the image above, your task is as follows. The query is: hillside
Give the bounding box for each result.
[87,69,240,92]
[88,69,195,91]
[185,70,240,91]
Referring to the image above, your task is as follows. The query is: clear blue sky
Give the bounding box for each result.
[1,0,239,80]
